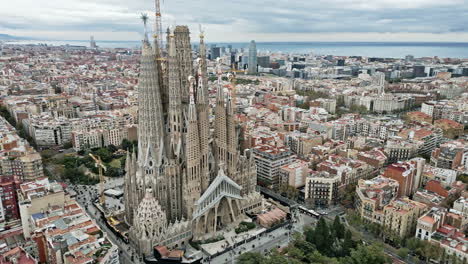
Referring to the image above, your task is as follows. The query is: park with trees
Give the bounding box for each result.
[237,216,392,264]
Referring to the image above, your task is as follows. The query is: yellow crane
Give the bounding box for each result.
[227,63,246,109]
[89,153,107,207]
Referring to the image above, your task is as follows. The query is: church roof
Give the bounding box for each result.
[193,168,243,219]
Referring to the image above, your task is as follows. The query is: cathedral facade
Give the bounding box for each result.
[124,24,262,256]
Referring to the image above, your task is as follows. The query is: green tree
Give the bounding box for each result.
[0,106,17,126]
[341,229,354,257]
[296,90,330,100]
[121,139,137,151]
[349,104,368,115]
[457,174,468,184]
[107,144,118,153]
[307,250,340,264]
[40,149,57,161]
[93,148,112,163]
[279,184,300,200]
[291,233,316,254]
[286,246,307,262]
[341,183,356,208]
[343,244,391,264]
[312,218,333,256]
[333,216,345,240]
[397,248,409,260]
[267,253,302,264]
[237,252,265,264]
[106,167,121,177]
[406,237,421,253]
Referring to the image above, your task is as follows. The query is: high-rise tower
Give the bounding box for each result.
[248,40,257,75]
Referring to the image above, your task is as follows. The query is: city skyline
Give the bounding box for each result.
[1,0,468,42]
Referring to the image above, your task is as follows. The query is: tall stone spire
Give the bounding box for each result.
[174,26,193,104]
[197,27,208,105]
[124,147,139,225]
[183,76,202,218]
[226,73,239,177]
[196,52,210,191]
[137,32,166,210]
[214,59,228,172]
[124,150,133,224]
[138,39,165,160]
[167,31,184,158]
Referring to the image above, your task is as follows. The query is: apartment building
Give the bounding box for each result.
[253,144,294,188]
[421,165,457,187]
[279,160,310,188]
[416,207,468,262]
[383,160,424,198]
[398,128,442,156]
[0,176,21,223]
[31,200,119,264]
[0,153,44,182]
[355,176,399,225]
[384,139,421,164]
[431,140,465,170]
[17,178,69,238]
[383,198,428,238]
[304,171,341,208]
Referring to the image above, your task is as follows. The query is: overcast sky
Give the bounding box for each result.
[1,0,468,42]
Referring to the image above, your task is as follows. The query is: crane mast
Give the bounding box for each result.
[154,0,164,57]
[89,153,107,207]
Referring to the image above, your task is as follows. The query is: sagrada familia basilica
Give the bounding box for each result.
[123,15,263,256]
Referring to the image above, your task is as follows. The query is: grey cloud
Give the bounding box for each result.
[1,0,467,39]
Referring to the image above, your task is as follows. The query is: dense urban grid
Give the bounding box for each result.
[0,6,468,264]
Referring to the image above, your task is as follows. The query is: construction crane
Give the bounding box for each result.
[89,153,107,207]
[154,0,164,57]
[228,63,246,110]
[215,60,246,112]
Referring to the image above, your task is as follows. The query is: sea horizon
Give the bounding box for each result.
[6,39,468,59]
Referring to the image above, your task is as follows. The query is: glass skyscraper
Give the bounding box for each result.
[248,40,257,74]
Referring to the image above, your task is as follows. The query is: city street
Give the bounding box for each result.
[205,224,293,264]
[203,210,318,264]
[71,181,142,264]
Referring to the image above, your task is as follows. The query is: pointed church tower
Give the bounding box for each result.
[197,27,209,105]
[214,59,228,176]
[124,147,139,225]
[124,150,133,224]
[167,31,184,158]
[162,30,185,221]
[135,18,167,211]
[226,74,239,178]
[196,31,210,192]
[174,26,193,104]
[183,76,202,218]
